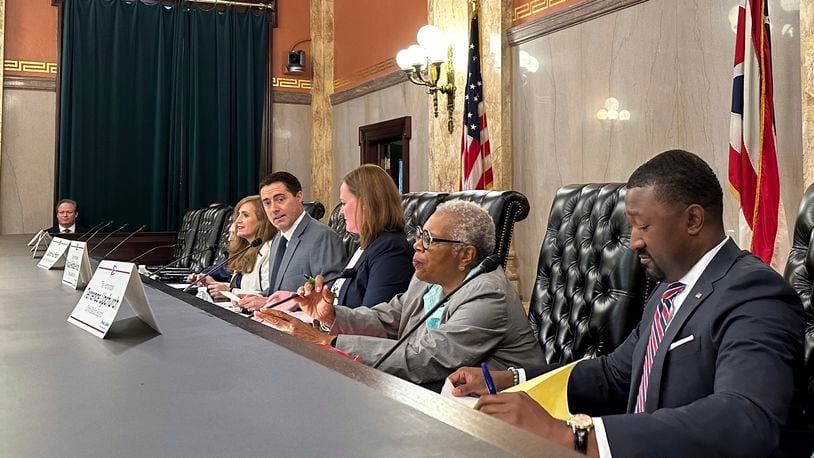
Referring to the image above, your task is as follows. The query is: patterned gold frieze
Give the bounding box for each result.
[4,60,57,74]
[272,76,312,90]
[513,0,568,22]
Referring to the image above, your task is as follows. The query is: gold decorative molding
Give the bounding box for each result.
[513,0,570,22]
[271,76,311,90]
[4,59,57,74]
[508,0,647,45]
[331,70,407,105]
[333,58,397,91]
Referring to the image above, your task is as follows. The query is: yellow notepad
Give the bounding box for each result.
[502,359,584,420]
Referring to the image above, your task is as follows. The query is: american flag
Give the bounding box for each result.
[728,0,788,271]
[460,8,493,191]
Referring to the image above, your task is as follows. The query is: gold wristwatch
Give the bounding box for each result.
[566,414,593,454]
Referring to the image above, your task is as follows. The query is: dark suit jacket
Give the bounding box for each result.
[263,213,346,294]
[337,231,414,308]
[47,224,87,234]
[565,239,804,457]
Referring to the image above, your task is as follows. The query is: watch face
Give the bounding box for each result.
[568,414,593,429]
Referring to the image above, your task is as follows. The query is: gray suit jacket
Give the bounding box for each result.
[332,267,545,384]
[566,239,804,457]
[264,213,346,294]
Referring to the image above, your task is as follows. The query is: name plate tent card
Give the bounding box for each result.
[67,260,161,339]
[37,237,71,269]
[29,230,52,258]
[62,241,93,289]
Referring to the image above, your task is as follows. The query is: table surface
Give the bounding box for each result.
[0,234,575,457]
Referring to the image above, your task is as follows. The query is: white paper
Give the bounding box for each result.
[27,230,45,247]
[37,237,71,269]
[67,261,160,338]
[219,290,241,302]
[440,378,479,408]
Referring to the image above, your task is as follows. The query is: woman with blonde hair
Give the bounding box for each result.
[196,195,276,298]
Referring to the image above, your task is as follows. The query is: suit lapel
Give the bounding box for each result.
[632,240,742,412]
[274,214,310,290]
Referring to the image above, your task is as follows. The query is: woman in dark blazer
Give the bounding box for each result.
[329,165,414,308]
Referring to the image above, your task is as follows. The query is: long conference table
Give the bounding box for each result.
[0,234,575,457]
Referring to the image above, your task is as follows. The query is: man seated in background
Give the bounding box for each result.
[48,199,85,234]
[449,150,805,457]
[238,171,346,311]
[254,201,544,386]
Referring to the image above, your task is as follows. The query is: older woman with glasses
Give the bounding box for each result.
[253,200,543,386]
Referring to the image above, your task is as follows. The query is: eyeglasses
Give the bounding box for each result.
[415,226,466,250]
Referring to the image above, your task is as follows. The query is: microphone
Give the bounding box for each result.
[90,223,128,254]
[148,245,218,278]
[371,255,501,369]
[257,268,358,311]
[83,220,114,244]
[77,221,106,241]
[127,244,176,264]
[182,238,264,293]
[102,225,147,259]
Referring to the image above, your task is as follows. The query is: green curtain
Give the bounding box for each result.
[58,0,267,231]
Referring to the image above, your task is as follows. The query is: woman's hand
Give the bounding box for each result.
[292,275,336,326]
[206,281,230,299]
[252,309,333,346]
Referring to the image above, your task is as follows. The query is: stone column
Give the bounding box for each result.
[310,0,334,211]
[802,0,814,188]
[0,0,5,181]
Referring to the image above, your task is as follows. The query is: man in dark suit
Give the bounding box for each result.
[238,171,346,311]
[450,150,804,456]
[47,199,86,234]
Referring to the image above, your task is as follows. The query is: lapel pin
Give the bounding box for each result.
[695,292,702,299]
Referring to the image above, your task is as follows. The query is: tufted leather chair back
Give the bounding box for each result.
[326,190,528,266]
[441,190,530,267]
[303,201,326,221]
[529,183,646,364]
[189,206,231,272]
[215,211,235,261]
[783,183,814,426]
[172,208,206,268]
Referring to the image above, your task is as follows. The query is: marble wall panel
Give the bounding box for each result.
[331,81,429,205]
[272,102,313,199]
[512,0,802,297]
[0,88,56,234]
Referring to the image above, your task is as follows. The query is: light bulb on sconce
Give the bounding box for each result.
[395,24,456,133]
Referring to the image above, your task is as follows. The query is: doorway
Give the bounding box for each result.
[359,117,411,193]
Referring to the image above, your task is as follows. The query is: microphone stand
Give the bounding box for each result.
[82,220,114,245]
[102,225,147,259]
[77,221,106,241]
[182,239,263,293]
[90,223,128,254]
[127,244,176,264]
[372,255,500,369]
[149,246,216,278]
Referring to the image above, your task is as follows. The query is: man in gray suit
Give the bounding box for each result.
[238,171,346,311]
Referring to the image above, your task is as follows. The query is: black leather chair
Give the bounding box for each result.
[189,205,232,272]
[303,201,326,221]
[528,183,647,364]
[327,190,529,266]
[782,183,814,451]
[171,208,206,268]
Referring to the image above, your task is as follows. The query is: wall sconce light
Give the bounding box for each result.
[596,97,630,121]
[395,25,456,133]
[285,39,311,74]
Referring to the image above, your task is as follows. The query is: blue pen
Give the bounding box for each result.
[481,362,497,395]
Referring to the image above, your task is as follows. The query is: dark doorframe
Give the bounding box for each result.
[49,0,277,217]
[359,116,411,193]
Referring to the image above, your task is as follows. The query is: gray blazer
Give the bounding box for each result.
[264,213,346,294]
[332,267,544,384]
